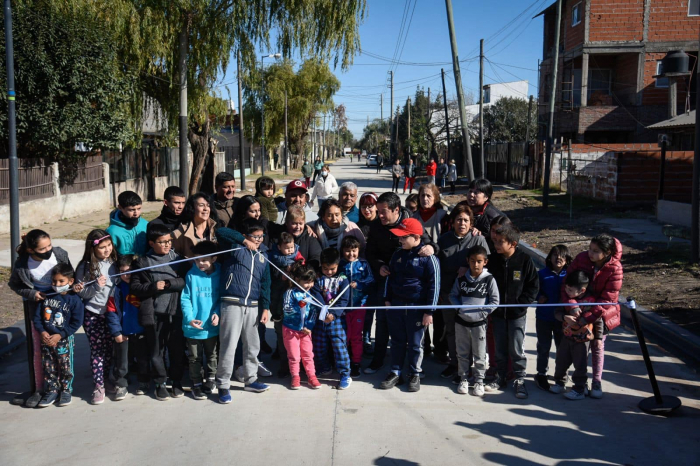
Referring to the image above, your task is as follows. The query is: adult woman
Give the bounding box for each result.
[312,157,324,187]
[467,178,506,236]
[437,158,449,191]
[229,195,280,248]
[357,192,380,240]
[309,199,366,254]
[171,193,217,258]
[309,164,338,207]
[412,183,448,244]
[391,159,403,193]
[561,234,623,399]
[436,204,491,380]
[448,159,458,194]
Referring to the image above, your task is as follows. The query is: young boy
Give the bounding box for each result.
[449,245,499,396]
[130,224,186,401]
[551,271,597,400]
[215,218,271,404]
[382,218,439,393]
[181,241,221,400]
[255,176,279,223]
[339,236,375,378]
[269,233,305,272]
[313,248,352,390]
[148,186,186,233]
[106,255,149,400]
[33,263,84,407]
[107,190,149,256]
[485,223,539,399]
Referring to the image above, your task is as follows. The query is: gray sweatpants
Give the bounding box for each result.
[455,323,487,382]
[554,337,589,391]
[216,303,260,389]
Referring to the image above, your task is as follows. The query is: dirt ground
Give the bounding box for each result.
[444,187,700,337]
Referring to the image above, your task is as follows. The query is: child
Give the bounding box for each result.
[181,241,221,400]
[449,245,499,396]
[301,159,314,188]
[75,229,119,405]
[9,230,72,408]
[130,224,186,401]
[561,234,623,399]
[339,236,374,378]
[215,218,272,404]
[484,223,539,399]
[381,218,439,393]
[405,193,419,214]
[148,186,186,233]
[270,232,305,272]
[255,176,279,223]
[534,245,572,391]
[313,248,352,390]
[106,255,149,400]
[33,263,84,407]
[551,271,597,400]
[282,262,323,390]
[106,190,149,256]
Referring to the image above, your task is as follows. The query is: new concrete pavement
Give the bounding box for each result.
[1,158,699,465]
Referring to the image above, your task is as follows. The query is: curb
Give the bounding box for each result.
[0,319,26,356]
[519,242,700,368]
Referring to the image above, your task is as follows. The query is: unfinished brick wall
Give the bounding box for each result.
[565,1,585,51]
[589,0,644,42]
[648,0,699,42]
[617,150,693,203]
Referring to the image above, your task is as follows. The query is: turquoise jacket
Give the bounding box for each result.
[181,262,221,339]
[106,210,149,256]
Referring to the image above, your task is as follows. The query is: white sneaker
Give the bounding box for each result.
[257,362,272,377]
[550,383,565,394]
[472,382,485,397]
[457,378,469,395]
[565,388,586,401]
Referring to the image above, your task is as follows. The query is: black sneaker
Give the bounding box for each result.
[534,374,550,392]
[451,374,461,385]
[191,385,207,400]
[171,382,184,398]
[37,392,58,408]
[155,384,170,401]
[363,362,383,374]
[350,363,361,378]
[57,391,72,407]
[25,392,43,409]
[380,372,403,390]
[363,342,374,356]
[514,379,529,399]
[202,380,215,395]
[407,374,421,392]
[440,365,457,379]
[136,382,149,396]
[114,386,128,401]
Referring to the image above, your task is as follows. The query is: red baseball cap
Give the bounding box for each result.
[285,179,308,192]
[389,218,424,237]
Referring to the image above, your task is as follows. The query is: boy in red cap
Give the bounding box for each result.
[380,218,440,393]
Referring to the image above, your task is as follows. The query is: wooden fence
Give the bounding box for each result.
[0,158,55,205]
[59,154,105,194]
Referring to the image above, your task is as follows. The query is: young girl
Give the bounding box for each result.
[281,262,322,390]
[562,234,623,399]
[9,230,72,408]
[255,176,278,223]
[75,229,119,405]
[534,244,572,391]
[405,193,419,214]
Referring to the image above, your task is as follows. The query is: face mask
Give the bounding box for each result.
[322,171,328,177]
[52,284,70,293]
[34,250,53,261]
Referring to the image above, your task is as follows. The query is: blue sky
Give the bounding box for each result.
[220,0,548,139]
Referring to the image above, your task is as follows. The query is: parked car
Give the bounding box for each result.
[366,154,378,167]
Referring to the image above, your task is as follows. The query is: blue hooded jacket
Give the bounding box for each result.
[537,267,567,321]
[181,262,221,339]
[217,228,271,311]
[106,280,144,337]
[106,210,149,256]
[339,258,375,307]
[282,288,324,332]
[384,243,440,314]
[313,272,350,318]
[34,293,84,339]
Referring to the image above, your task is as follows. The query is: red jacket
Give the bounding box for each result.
[426,161,437,177]
[561,237,623,331]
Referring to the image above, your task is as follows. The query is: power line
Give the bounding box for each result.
[393,0,419,73]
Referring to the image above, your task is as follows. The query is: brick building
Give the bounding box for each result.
[537,0,700,144]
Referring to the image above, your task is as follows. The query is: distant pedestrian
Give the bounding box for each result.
[448,159,458,194]
[391,159,403,193]
[312,157,323,186]
[437,158,449,191]
[301,159,314,188]
[403,158,416,194]
[376,152,384,174]
[425,158,437,185]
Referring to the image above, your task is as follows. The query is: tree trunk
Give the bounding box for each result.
[188,120,212,194]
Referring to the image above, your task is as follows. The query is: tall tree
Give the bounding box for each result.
[482,96,538,143]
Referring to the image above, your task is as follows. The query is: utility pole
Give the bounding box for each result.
[427,87,431,157]
[445,0,475,180]
[380,93,383,121]
[236,50,246,190]
[525,95,534,188]
[479,38,485,178]
[322,113,327,161]
[178,25,189,195]
[407,97,412,159]
[441,68,451,163]
[284,89,288,175]
[543,0,563,209]
[692,28,700,262]
[395,105,400,160]
[390,71,394,157]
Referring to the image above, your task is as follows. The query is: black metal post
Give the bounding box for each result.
[4,0,19,267]
[658,139,667,200]
[260,56,266,176]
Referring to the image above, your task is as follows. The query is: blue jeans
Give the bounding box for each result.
[386,302,426,375]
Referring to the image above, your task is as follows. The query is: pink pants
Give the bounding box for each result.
[345,309,366,363]
[283,326,316,377]
[591,336,606,383]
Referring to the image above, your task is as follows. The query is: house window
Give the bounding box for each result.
[589,69,611,95]
[656,61,669,88]
[483,87,491,104]
[689,0,700,16]
[572,2,582,26]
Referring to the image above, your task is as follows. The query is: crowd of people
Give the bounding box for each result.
[8,166,624,408]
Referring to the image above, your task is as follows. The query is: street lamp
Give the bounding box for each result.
[260,53,281,175]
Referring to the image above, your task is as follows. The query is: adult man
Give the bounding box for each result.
[426,158,437,185]
[148,186,185,233]
[376,152,384,174]
[212,172,238,228]
[364,192,440,375]
[276,179,318,224]
[339,182,360,223]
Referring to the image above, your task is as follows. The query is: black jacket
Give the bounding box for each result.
[356,214,380,241]
[147,206,182,233]
[130,251,186,326]
[473,202,506,236]
[365,207,440,278]
[488,246,539,320]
